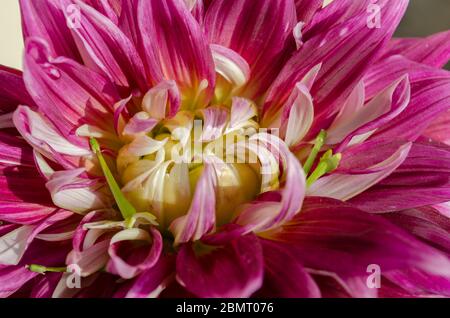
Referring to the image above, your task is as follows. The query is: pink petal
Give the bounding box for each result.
[141,80,181,119]
[19,0,81,61]
[257,239,321,297]
[23,38,119,148]
[61,0,148,91]
[176,232,263,297]
[46,168,109,214]
[263,0,408,137]
[138,0,215,107]
[384,30,450,68]
[210,44,250,87]
[295,0,323,24]
[205,0,297,97]
[0,65,33,114]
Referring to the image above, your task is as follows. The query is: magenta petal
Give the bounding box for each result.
[205,0,297,97]
[118,256,175,298]
[0,133,57,225]
[19,0,81,61]
[257,239,321,298]
[272,197,450,283]
[138,0,215,106]
[23,38,119,148]
[294,0,323,24]
[176,233,264,298]
[61,0,148,91]
[0,65,33,114]
[424,110,450,145]
[384,30,450,68]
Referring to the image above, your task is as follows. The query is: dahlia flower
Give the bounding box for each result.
[1,0,450,298]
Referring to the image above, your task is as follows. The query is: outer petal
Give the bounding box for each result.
[383,30,450,68]
[424,110,450,145]
[138,0,215,107]
[61,0,148,91]
[268,197,450,295]
[205,0,297,97]
[0,131,57,225]
[263,0,409,136]
[23,38,119,148]
[257,239,321,298]
[176,232,263,298]
[350,141,450,212]
[0,65,33,114]
[295,0,323,24]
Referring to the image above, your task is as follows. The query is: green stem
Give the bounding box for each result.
[90,138,136,221]
[303,130,327,175]
[27,264,67,274]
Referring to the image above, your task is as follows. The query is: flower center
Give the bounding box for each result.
[116,106,264,230]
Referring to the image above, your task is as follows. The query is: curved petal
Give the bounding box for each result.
[106,227,163,279]
[170,160,218,244]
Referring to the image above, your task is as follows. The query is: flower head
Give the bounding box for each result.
[1,0,450,298]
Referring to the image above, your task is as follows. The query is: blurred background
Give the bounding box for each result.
[1,0,449,70]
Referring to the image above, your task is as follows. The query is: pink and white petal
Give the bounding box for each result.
[0,210,72,265]
[66,239,111,277]
[176,232,264,297]
[61,0,148,91]
[283,83,314,147]
[205,0,297,97]
[23,38,119,148]
[210,44,250,88]
[263,1,408,136]
[257,239,321,298]
[83,0,122,25]
[14,106,91,163]
[138,0,215,107]
[350,141,450,212]
[46,168,109,214]
[307,143,412,201]
[169,161,218,244]
[334,75,411,150]
[383,30,450,68]
[19,0,81,61]
[326,80,365,144]
[197,106,229,142]
[106,227,162,279]
[122,112,159,137]
[227,97,257,132]
[0,239,71,298]
[141,80,181,119]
